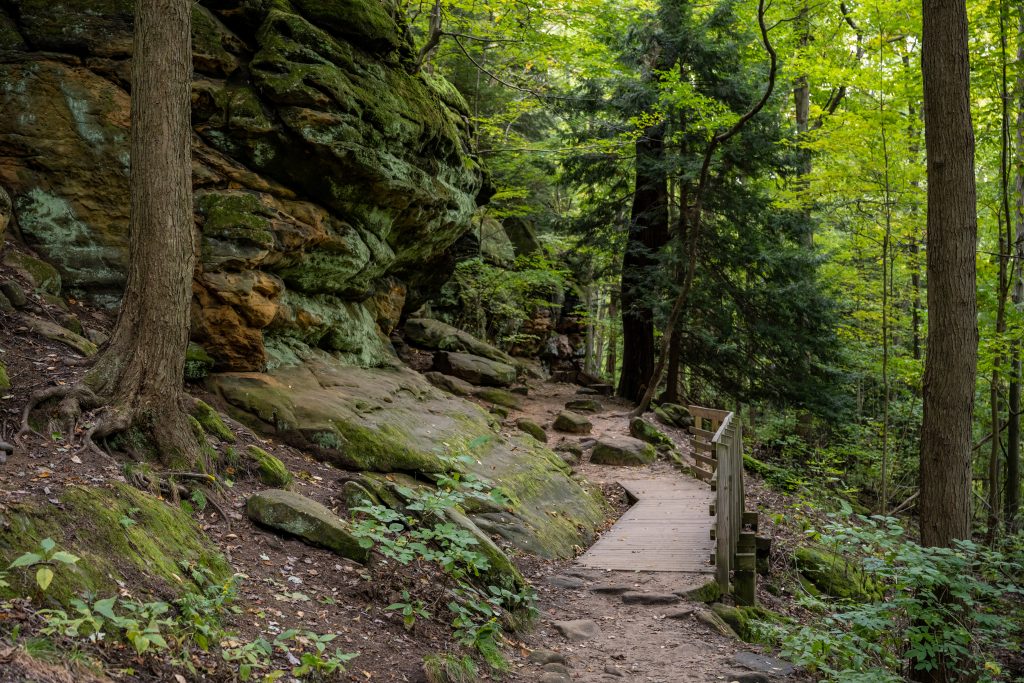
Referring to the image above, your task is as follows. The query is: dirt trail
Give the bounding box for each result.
[491,381,792,683]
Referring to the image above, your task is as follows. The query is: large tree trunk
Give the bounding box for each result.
[83,0,198,467]
[1008,20,1024,532]
[914,0,978,678]
[617,124,669,403]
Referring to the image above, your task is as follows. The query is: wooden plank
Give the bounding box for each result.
[691,439,713,453]
[575,475,714,574]
[694,453,717,469]
[690,427,716,441]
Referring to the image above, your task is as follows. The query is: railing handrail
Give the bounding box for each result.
[686,404,755,604]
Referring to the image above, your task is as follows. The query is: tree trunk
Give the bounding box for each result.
[606,290,619,379]
[1007,14,1024,531]
[83,0,199,467]
[914,0,979,677]
[664,327,681,404]
[617,124,669,403]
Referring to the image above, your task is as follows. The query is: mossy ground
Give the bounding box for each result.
[422,653,478,683]
[0,484,230,605]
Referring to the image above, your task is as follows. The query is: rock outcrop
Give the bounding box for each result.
[209,354,605,558]
[0,0,486,371]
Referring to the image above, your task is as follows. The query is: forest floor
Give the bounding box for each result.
[0,247,802,682]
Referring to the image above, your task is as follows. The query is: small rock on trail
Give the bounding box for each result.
[553,618,601,642]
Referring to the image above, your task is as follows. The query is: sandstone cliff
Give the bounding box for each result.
[0,0,487,371]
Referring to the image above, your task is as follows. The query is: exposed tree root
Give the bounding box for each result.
[17,385,101,443]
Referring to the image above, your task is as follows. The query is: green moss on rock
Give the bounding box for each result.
[515,418,547,443]
[629,417,673,449]
[0,360,9,390]
[186,342,216,381]
[3,251,61,295]
[246,489,368,563]
[191,399,236,443]
[245,445,293,487]
[474,388,522,409]
[794,546,884,602]
[683,578,723,603]
[710,603,784,643]
[0,484,229,605]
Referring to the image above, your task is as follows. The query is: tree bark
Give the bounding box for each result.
[617,124,669,403]
[82,0,199,467]
[1008,12,1024,531]
[918,0,978,549]
[606,290,619,379]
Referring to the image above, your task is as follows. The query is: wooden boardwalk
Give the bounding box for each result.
[575,476,715,573]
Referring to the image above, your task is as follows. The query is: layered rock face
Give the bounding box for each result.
[0,0,485,370]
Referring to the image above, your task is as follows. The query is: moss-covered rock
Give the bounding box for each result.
[245,445,293,487]
[682,578,723,603]
[3,251,61,295]
[246,489,368,563]
[565,398,601,413]
[185,342,216,381]
[553,411,592,435]
[423,653,479,683]
[423,370,474,397]
[475,388,522,409]
[210,357,605,559]
[434,351,516,387]
[0,0,484,372]
[0,484,230,605]
[710,603,784,643]
[629,417,674,449]
[794,546,884,602]
[590,437,656,466]
[444,508,525,592]
[516,418,547,443]
[404,318,517,366]
[191,399,236,443]
[653,403,694,429]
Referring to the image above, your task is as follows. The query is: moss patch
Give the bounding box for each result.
[794,546,884,602]
[710,603,785,643]
[0,484,230,606]
[473,388,522,409]
[191,399,236,443]
[185,343,216,382]
[245,445,293,487]
[0,360,9,390]
[423,653,478,683]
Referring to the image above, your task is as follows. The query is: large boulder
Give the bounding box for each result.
[590,436,657,466]
[209,355,605,558]
[246,489,369,563]
[433,351,516,387]
[0,0,484,370]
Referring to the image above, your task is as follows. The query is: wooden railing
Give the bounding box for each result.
[687,405,758,604]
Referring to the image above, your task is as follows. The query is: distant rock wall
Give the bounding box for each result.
[0,0,487,370]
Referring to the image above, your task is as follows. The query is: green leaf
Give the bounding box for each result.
[39,538,56,554]
[9,552,42,569]
[93,597,118,619]
[35,567,54,591]
[49,551,80,565]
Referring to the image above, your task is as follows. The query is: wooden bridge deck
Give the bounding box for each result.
[575,477,715,573]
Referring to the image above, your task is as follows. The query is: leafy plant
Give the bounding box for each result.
[350,465,536,668]
[387,590,431,631]
[760,517,1024,681]
[8,538,80,592]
